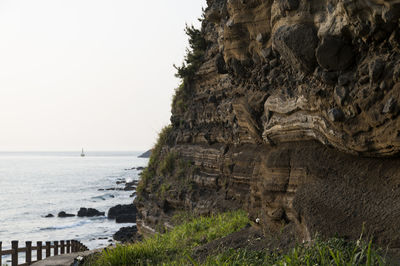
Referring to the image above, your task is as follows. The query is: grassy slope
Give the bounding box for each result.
[86,210,387,266]
[87,210,249,265]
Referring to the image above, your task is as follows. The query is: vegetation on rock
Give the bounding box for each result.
[136,125,173,194]
[172,24,207,113]
[86,211,386,265]
[174,24,207,82]
[205,237,386,265]
[86,210,249,265]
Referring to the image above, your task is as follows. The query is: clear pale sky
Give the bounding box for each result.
[0,0,206,151]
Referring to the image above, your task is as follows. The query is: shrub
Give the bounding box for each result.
[174,24,207,82]
[172,24,207,113]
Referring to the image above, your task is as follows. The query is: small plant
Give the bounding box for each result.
[159,152,178,176]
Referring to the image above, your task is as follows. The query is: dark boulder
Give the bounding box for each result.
[273,24,318,73]
[316,36,354,71]
[45,214,54,218]
[328,108,345,122]
[58,211,75,218]
[116,214,137,223]
[113,226,141,243]
[77,208,105,217]
[108,204,137,219]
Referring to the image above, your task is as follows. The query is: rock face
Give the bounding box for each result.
[135,0,400,251]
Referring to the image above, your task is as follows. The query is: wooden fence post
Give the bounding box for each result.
[66,240,71,253]
[71,240,76,252]
[54,241,59,256]
[26,241,32,264]
[46,241,51,258]
[37,241,42,261]
[11,240,18,266]
[0,241,2,266]
[60,240,65,254]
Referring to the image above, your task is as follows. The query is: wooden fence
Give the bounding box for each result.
[0,240,89,266]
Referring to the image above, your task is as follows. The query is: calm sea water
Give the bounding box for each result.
[0,151,147,261]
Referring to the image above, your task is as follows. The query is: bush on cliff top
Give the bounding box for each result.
[172,24,207,113]
[87,210,249,265]
[174,24,207,82]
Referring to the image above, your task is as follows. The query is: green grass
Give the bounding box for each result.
[87,209,387,266]
[136,125,172,194]
[88,210,249,266]
[204,237,386,266]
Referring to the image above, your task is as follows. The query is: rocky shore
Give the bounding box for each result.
[43,166,144,244]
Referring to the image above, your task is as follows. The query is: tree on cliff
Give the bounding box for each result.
[174,24,207,81]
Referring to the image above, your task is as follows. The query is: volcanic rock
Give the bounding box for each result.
[77,208,105,217]
[108,204,137,219]
[58,211,75,218]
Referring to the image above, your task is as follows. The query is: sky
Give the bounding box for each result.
[0,0,206,151]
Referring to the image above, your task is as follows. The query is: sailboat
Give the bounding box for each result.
[80,148,85,157]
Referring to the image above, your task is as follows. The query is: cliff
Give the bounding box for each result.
[135,0,400,251]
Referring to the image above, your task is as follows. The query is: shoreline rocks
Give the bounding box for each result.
[113,226,141,243]
[108,204,138,220]
[58,211,75,218]
[77,207,105,217]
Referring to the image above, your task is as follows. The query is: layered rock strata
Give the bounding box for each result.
[136,0,400,250]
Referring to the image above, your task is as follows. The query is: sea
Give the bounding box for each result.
[0,151,148,264]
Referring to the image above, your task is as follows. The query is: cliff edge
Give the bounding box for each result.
[135,0,400,252]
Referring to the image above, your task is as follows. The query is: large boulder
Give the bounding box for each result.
[116,214,137,223]
[77,208,105,217]
[113,226,141,243]
[108,204,138,219]
[316,36,354,71]
[272,24,318,72]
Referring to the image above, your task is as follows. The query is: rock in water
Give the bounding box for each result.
[116,214,136,223]
[58,211,75,218]
[77,208,105,217]
[108,204,137,219]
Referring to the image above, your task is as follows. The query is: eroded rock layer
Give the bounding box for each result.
[136,0,400,250]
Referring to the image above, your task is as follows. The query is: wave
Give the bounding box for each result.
[40,220,91,231]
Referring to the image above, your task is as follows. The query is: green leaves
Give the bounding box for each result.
[174,24,207,82]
